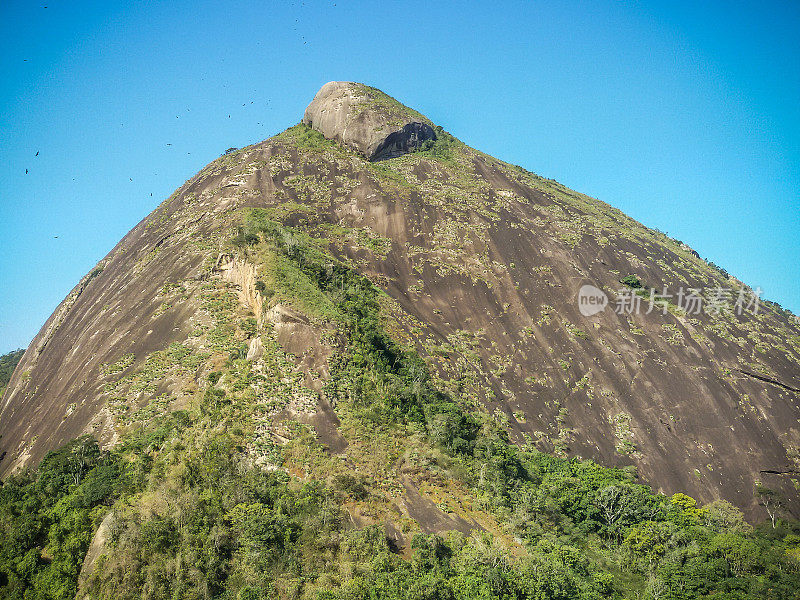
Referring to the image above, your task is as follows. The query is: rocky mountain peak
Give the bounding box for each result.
[302,81,437,161]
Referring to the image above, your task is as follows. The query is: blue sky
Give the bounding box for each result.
[1,0,798,354]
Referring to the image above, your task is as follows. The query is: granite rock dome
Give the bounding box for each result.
[302,81,437,161]
[2,82,800,522]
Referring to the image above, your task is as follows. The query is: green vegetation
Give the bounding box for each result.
[0,348,24,397]
[281,123,341,154]
[233,214,800,598]
[418,126,462,163]
[620,275,643,289]
[0,436,121,599]
[353,83,432,127]
[1,215,799,600]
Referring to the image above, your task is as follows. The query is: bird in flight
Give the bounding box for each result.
[35,151,39,156]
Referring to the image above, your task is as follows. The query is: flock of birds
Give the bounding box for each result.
[24,151,39,174]
[24,97,269,177]
[23,96,274,242]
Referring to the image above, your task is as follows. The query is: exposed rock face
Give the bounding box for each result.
[2,82,800,521]
[302,81,436,161]
[77,511,114,593]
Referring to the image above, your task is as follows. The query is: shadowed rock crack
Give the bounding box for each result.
[735,368,800,393]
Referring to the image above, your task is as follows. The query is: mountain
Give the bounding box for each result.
[1,82,799,599]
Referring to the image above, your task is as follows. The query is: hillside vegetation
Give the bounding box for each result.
[0,349,24,398]
[1,216,798,600]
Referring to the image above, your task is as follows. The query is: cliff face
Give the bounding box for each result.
[2,83,799,519]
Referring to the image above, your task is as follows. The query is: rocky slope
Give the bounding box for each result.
[2,81,799,521]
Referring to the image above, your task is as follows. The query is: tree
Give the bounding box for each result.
[669,493,706,526]
[620,275,643,289]
[622,521,676,572]
[704,499,751,534]
[708,533,761,576]
[69,437,100,485]
[756,484,785,528]
[595,484,654,538]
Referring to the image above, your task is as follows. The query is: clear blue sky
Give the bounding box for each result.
[1,0,798,354]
